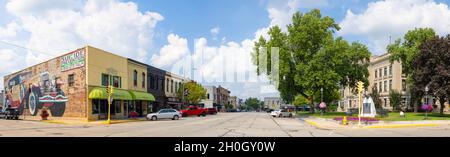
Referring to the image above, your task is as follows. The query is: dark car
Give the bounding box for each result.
[0,108,20,120]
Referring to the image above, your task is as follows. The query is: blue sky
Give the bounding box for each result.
[2,0,450,99]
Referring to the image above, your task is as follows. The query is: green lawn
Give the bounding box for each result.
[296,111,450,121]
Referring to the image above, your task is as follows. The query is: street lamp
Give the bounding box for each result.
[424,85,429,120]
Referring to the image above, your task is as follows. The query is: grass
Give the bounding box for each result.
[296,111,450,121]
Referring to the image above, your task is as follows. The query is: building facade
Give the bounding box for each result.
[3,46,155,121]
[0,90,4,108]
[147,65,166,112]
[201,86,217,109]
[229,96,237,109]
[264,97,283,110]
[216,85,230,111]
[164,72,185,110]
[338,53,449,112]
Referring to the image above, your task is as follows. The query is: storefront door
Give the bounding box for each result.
[136,100,143,117]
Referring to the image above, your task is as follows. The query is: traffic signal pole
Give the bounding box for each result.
[106,85,114,125]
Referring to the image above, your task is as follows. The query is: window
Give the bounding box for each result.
[375,70,378,78]
[113,76,121,88]
[384,81,387,92]
[171,80,174,93]
[207,93,210,99]
[389,65,392,75]
[149,74,155,89]
[402,79,406,91]
[166,78,169,92]
[133,70,138,86]
[114,101,121,113]
[384,98,387,107]
[389,80,392,91]
[384,67,387,77]
[379,82,383,92]
[175,82,178,93]
[68,74,75,87]
[102,74,110,86]
[142,73,145,88]
[374,83,377,91]
[379,68,382,77]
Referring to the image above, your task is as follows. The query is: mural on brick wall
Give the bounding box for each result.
[3,48,85,117]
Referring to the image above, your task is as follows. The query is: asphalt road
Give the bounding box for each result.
[0,112,449,137]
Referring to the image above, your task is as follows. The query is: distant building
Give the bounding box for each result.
[264,97,283,110]
[0,90,4,109]
[238,98,244,109]
[201,86,217,109]
[229,96,237,109]
[216,86,230,112]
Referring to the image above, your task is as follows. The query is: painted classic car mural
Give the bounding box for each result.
[4,71,68,117]
[2,48,85,117]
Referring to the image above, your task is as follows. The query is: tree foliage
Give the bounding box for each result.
[413,35,450,115]
[252,9,370,113]
[389,90,403,111]
[244,97,262,111]
[387,28,436,112]
[177,81,206,105]
[369,86,383,109]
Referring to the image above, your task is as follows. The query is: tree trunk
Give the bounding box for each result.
[439,98,445,116]
[309,95,315,114]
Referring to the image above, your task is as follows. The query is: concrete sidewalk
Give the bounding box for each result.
[303,117,450,129]
[22,118,147,126]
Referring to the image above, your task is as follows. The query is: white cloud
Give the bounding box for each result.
[0,22,20,38]
[151,33,190,68]
[339,0,450,54]
[2,0,163,67]
[210,27,220,40]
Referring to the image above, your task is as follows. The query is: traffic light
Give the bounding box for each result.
[106,85,110,94]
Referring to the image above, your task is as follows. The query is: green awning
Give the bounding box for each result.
[130,91,155,101]
[88,87,133,100]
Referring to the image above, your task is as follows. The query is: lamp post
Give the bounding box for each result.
[425,86,429,120]
[320,87,324,116]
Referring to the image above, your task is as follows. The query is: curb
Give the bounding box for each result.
[363,123,440,129]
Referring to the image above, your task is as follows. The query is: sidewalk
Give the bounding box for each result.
[302,117,450,129]
[23,118,147,126]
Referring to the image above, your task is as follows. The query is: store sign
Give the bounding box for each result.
[61,48,85,72]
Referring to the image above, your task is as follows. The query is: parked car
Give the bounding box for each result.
[206,108,218,115]
[0,108,20,120]
[180,106,207,117]
[146,109,181,121]
[270,109,293,118]
[266,109,274,113]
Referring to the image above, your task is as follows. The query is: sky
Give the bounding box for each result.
[1,0,450,100]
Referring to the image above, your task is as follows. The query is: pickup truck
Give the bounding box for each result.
[180,106,207,117]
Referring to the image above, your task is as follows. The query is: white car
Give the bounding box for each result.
[147,109,181,121]
[270,109,293,118]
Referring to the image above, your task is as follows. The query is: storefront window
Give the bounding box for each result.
[114,101,121,113]
[68,74,75,87]
[92,99,100,114]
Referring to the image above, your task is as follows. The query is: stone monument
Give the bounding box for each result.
[362,97,377,117]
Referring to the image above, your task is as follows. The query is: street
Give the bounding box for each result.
[0,112,450,137]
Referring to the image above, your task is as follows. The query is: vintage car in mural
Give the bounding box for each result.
[4,71,68,117]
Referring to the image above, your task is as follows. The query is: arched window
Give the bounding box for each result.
[133,70,138,86]
[142,72,145,88]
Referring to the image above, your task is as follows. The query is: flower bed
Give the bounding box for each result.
[333,117,379,122]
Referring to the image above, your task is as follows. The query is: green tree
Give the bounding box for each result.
[177,81,206,105]
[244,97,262,111]
[253,9,370,113]
[387,28,436,112]
[413,35,450,116]
[389,90,403,111]
[369,86,383,109]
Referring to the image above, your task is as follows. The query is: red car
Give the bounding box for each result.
[180,106,207,117]
[206,108,218,115]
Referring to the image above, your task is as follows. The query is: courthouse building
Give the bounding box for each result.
[3,46,155,121]
[338,53,449,112]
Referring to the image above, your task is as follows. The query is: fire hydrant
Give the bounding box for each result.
[343,116,348,125]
